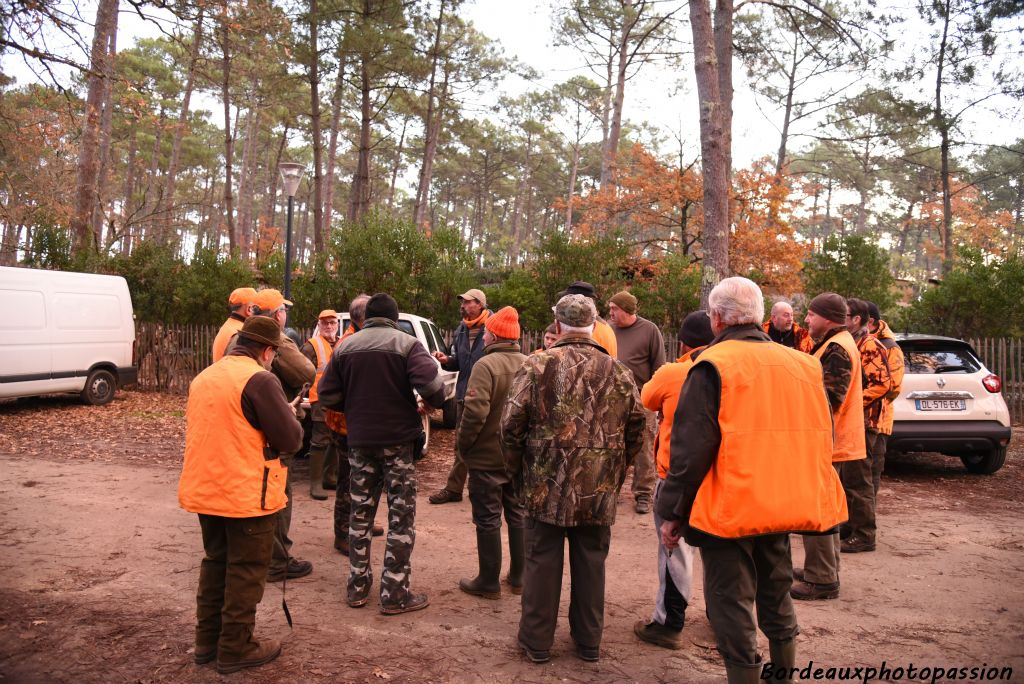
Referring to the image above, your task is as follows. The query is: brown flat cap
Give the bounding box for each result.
[238,316,282,348]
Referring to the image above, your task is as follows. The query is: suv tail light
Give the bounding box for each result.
[982,374,1002,393]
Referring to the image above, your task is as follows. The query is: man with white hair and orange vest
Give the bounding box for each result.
[212,287,257,362]
[301,309,342,501]
[656,277,847,683]
[791,292,865,601]
[179,315,303,674]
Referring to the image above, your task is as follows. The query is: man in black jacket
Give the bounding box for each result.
[428,288,492,504]
[317,293,446,615]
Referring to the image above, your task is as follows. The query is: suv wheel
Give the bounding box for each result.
[441,397,458,429]
[960,446,1007,475]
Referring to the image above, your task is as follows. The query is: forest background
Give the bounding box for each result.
[1,0,1023,338]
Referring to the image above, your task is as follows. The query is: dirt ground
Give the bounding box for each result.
[1,390,1022,683]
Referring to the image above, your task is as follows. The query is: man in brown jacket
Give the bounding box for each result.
[502,294,646,664]
[457,306,528,600]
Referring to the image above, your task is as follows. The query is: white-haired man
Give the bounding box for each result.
[656,277,847,683]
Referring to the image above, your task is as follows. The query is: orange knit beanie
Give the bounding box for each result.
[485,306,521,340]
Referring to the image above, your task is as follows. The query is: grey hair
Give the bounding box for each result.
[559,323,595,335]
[349,293,371,325]
[708,277,765,326]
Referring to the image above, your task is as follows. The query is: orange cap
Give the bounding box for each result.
[228,287,257,306]
[254,288,293,312]
[484,306,520,339]
[318,309,339,320]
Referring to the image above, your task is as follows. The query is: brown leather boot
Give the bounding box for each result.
[216,639,281,674]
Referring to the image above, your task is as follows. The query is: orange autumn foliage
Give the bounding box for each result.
[567,146,806,294]
[916,180,1015,259]
[730,158,808,294]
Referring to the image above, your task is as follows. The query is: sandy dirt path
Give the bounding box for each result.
[1,391,1022,683]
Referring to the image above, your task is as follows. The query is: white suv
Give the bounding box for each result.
[888,334,1012,474]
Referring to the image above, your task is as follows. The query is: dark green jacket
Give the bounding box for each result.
[501,335,645,527]
[457,341,527,470]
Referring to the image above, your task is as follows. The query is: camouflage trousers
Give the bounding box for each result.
[347,442,417,607]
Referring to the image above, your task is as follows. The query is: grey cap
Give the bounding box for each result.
[553,294,596,327]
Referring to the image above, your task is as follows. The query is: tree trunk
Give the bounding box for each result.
[601,14,632,189]
[308,0,325,253]
[566,137,581,234]
[413,0,447,231]
[264,124,289,239]
[389,114,409,210]
[323,60,346,235]
[348,50,372,222]
[236,108,260,259]
[92,26,117,250]
[219,3,237,253]
[935,0,953,275]
[774,31,798,178]
[70,0,119,256]
[713,0,733,226]
[690,0,731,308]
[160,7,204,245]
[510,132,532,263]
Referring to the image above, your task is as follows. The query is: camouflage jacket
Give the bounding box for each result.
[853,328,894,431]
[500,334,646,527]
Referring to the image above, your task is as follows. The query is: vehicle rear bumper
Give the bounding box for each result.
[888,420,1011,455]
[117,366,138,387]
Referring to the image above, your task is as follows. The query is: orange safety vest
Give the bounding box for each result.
[641,348,701,479]
[814,330,867,462]
[212,317,244,363]
[592,319,618,358]
[688,340,847,538]
[307,334,335,404]
[178,355,288,517]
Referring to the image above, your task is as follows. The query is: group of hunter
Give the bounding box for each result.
[178,276,902,681]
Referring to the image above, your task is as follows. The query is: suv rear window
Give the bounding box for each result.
[898,340,983,374]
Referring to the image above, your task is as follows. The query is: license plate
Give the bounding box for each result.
[915,399,966,411]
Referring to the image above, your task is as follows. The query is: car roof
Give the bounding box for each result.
[894,333,972,344]
[340,312,434,325]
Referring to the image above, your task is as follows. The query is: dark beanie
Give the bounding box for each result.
[678,311,714,348]
[866,301,881,322]
[808,293,848,325]
[365,293,399,321]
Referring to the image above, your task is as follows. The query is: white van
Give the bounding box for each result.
[0,266,137,405]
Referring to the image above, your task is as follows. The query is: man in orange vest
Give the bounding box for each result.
[791,292,866,601]
[763,301,813,353]
[178,316,303,674]
[212,287,257,363]
[301,309,341,501]
[867,300,904,495]
[842,298,894,553]
[656,278,846,683]
[635,310,714,650]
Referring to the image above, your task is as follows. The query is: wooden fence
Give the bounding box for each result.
[133,322,1024,424]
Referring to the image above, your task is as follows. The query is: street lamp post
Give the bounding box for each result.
[278,162,305,307]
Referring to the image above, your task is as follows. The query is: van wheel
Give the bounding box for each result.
[961,446,1007,475]
[81,369,117,406]
[441,397,458,429]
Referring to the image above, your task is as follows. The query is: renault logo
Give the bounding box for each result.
[936,377,946,388]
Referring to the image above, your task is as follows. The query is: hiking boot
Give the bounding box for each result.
[792,567,804,582]
[267,558,313,582]
[428,489,462,504]
[372,524,384,537]
[380,593,430,615]
[194,647,217,665]
[634,619,684,650]
[334,536,349,556]
[216,639,281,674]
[347,593,369,608]
[790,579,840,600]
[634,497,651,514]
[841,536,876,553]
[518,638,550,664]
